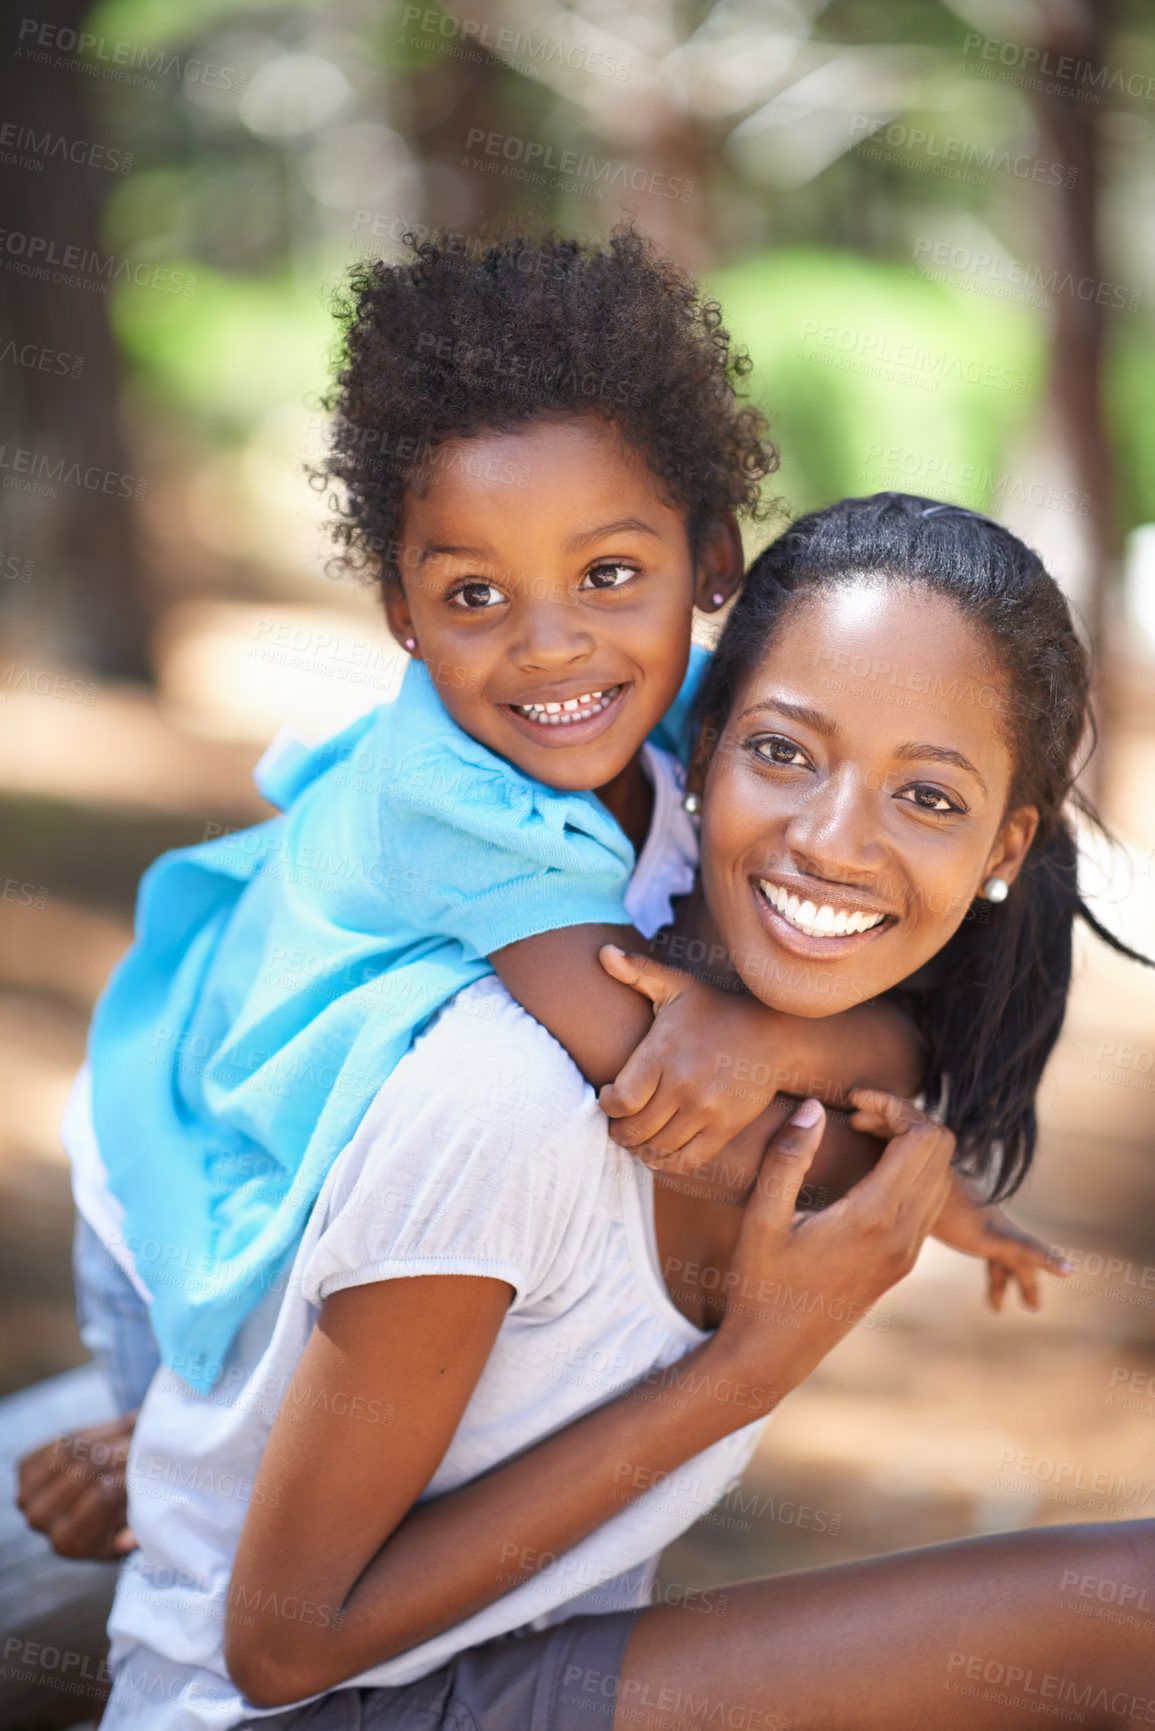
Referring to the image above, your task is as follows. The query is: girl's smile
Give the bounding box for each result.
[386,415,740,842]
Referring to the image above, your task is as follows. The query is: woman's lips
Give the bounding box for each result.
[751,876,897,958]
[500,682,628,749]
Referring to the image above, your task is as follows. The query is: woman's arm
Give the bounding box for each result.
[492,926,925,1171]
[226,1094,951,1710]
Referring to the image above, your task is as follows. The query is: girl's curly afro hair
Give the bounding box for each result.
[317,225,777,589]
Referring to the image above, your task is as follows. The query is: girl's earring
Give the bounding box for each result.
[710,592,725,608]
[403,637,417,652]
[681,791,702,815]
[982,876,1009,902]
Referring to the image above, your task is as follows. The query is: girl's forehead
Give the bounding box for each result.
[403,415,684,534]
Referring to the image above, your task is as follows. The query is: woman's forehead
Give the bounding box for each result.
[736,583,1015,772]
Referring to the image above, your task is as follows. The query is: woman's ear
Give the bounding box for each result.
[383,582,422,659]
[980,804,1040,895]
[692,515,744,613]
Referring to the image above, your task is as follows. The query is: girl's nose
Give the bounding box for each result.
[510,601,596,669]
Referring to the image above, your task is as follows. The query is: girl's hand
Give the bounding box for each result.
[927,1172,1072,1311]
[17,1412,138,1561]
[597,946,795,1171]
[709,1089,955,1403]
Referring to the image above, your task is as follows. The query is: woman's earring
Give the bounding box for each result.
[710,592,725,608]
[403,637,417,652]
[983,876,1009,902]
[681,791,702,815]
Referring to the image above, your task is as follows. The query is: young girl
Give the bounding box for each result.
[92,494,1154,1730]
[68,230,929,1408]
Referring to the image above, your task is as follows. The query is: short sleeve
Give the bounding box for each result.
[299,980,607,1309]
[373,665,637,960]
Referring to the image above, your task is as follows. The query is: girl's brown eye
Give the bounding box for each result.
[581,562,636,591]
[451,581,504,610]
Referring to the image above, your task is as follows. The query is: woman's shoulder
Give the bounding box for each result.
[401,976,594,1116]
[300,980,610,1310]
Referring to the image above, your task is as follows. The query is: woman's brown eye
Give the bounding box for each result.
[754,735,808,767]
[902,785,961,814]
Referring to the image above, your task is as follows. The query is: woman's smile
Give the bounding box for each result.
[699,580,1038,1017]
[752,872,899,954]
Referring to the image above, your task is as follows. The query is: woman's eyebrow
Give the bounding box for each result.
[563,517,661,552]
[739,699,836,735]
[893,742,988,795]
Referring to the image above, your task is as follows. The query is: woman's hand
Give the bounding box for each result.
[929,1172,1072,1310]
[706,1090,955,1405]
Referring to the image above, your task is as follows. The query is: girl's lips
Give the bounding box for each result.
[499,682,629,750]
[749,876,897,960]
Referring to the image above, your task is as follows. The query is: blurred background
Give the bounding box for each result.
[2,0,1155,1687]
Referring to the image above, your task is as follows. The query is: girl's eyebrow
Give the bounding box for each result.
[563,517,661,552]
[416,542,494,567]
[738,699,988,794]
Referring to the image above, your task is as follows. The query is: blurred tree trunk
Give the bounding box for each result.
[1030,0,1113,784]
[0,0,152,678]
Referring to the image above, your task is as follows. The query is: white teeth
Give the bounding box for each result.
[514,687,619,727]
[758,881,887,940]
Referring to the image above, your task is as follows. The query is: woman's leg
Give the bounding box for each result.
[614,1520,1155,1730]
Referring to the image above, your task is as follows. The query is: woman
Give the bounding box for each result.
[102,496,1155,1727]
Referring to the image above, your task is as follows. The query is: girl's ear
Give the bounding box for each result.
[383,583,422,659]
[981,805,1040,894]
[693,515,744,613]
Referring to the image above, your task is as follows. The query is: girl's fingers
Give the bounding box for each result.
[846,1088,926,1138]
[988,1261,1008,1311]
[598,945,689,1011]
[114,1525,138,1555]
[606,1090,688,1150]
[599,1045,664,1120]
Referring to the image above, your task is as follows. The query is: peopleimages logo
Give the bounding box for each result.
[15,18,249,92]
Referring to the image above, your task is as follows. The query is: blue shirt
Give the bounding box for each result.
[89,648,708,1392]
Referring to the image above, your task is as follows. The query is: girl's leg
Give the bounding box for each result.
[615,1520,1155,1730]
[73,1216,160,1412]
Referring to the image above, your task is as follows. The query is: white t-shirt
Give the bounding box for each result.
[103,977,769,1728]
[81,742,769,1728]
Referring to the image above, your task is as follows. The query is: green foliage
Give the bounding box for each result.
[1106,326,1155,534]
[108,265,333,435]
[707,247,1045,530]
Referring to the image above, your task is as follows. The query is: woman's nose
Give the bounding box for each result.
[784,766,887,882]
